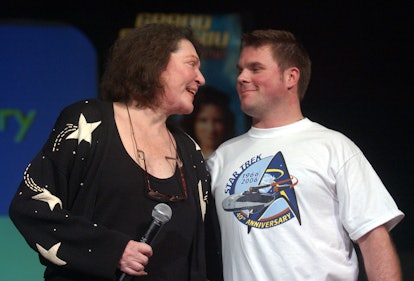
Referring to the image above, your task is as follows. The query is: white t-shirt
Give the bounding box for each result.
[207,118,404,281]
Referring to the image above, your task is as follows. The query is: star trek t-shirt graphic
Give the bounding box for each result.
[222,151,301,232]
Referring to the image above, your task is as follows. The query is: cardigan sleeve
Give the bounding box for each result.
[8,99,131,279]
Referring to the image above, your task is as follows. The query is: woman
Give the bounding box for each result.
[180,86,235,158]
[9,23,210,281]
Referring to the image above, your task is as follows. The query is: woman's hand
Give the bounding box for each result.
[118,240,153,276]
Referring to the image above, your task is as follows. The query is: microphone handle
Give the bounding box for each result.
[118,272,133,281]
[140,219,162,244]
[118,272,132,281]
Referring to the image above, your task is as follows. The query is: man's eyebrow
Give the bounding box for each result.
[237,61,264,70]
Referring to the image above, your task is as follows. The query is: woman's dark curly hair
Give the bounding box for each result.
[100,23,202,108]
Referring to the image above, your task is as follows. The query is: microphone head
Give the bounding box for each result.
[152,203,172,224]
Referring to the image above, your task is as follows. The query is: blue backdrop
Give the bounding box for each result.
[0,24,97,279]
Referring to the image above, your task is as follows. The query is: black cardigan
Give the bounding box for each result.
[9,98,213,281]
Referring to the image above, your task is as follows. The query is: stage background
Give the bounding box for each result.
[0,24,98,279]
[1,1,412,280]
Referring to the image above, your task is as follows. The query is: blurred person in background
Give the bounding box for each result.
[180,85,236,158]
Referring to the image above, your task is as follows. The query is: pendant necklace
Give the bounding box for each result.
[125,103,182,169]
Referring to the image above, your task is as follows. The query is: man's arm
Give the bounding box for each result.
[357,225,402,281]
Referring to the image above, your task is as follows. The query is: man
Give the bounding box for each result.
[206,29,404,281]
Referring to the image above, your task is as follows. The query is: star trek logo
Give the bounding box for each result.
[222,151,301,233]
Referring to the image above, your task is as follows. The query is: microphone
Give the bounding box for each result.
[118,203,172,281]
[139,203,172,244]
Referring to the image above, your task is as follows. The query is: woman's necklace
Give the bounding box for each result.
[125,103,188,202]
[165,132,183,168]
[125,103,182,170]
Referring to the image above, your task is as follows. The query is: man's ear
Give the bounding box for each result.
[285,67,300,89]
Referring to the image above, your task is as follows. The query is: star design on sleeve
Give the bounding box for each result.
[36,242,67,266]
[32,189,62,211]
[65,113,101,145]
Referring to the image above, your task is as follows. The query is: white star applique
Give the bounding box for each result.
[32,189,62,211]
[66,113,101,145]
[36,242,67,266]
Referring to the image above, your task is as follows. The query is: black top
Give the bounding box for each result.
[98,117,197,280]
[8,99,211,281]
